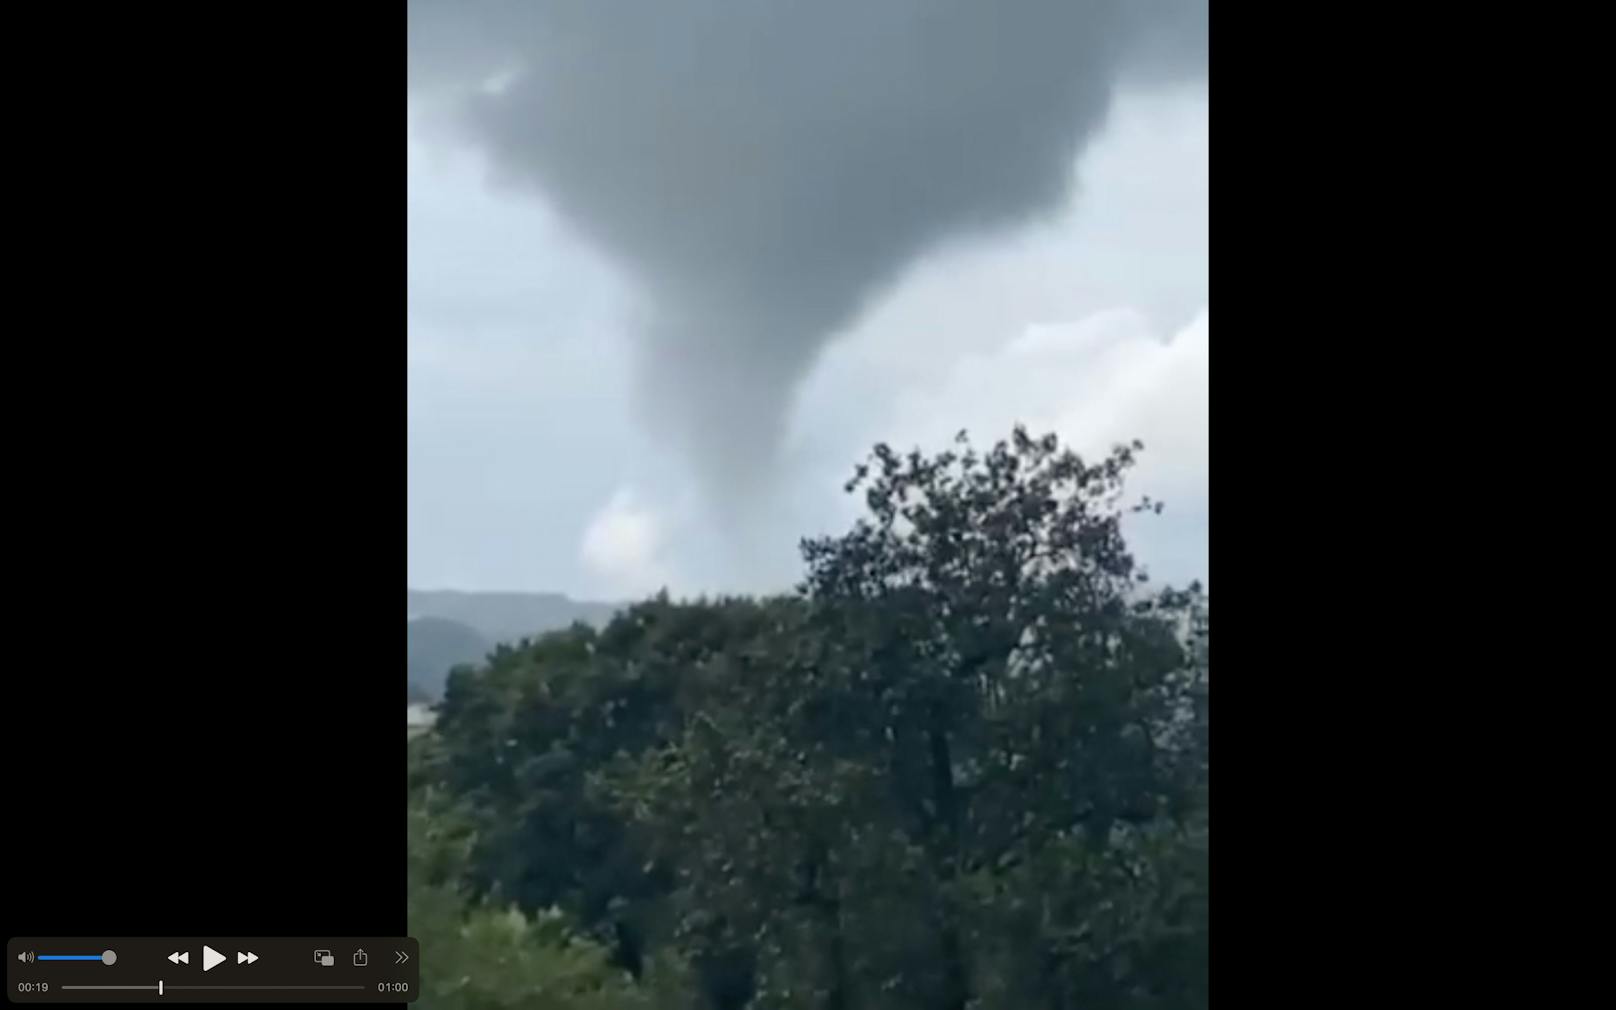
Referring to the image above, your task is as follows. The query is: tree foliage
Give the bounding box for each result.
[410,427,1208,1010]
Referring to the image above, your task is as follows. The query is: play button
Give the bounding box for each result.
[202,946,225,972]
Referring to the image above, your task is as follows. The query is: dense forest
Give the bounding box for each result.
[407,427,1209,1009]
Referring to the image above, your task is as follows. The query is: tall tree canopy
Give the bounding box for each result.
[411,427,1208,1010]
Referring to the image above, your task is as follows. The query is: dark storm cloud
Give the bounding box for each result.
[407,0,1208,503]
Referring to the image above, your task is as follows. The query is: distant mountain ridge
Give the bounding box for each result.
[407,588,620,644]
[407,617,488,701]
[407,589,620,700]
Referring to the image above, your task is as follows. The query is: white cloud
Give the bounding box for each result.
[579,487,675,598]
[877,307,1209,584]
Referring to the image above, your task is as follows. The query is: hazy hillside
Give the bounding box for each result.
[406,617,489,700]
[406,589,620,699]
[407,588,619,644]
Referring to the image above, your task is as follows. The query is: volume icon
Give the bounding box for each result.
[17,951,35,963]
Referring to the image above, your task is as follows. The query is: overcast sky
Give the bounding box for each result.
[408,8,1207,601]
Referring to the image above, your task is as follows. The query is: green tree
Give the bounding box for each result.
[408,736,691,1010]
[613,428,1207,1009]
[793,428,1207,1010]
[427,597,813,1003]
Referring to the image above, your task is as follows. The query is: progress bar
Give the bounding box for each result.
[59,986,368,991]
[65,980,163,997]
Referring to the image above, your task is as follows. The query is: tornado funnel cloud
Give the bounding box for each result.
[407,0,1209,505]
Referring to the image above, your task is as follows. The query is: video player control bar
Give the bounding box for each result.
[7,938,418,1003]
